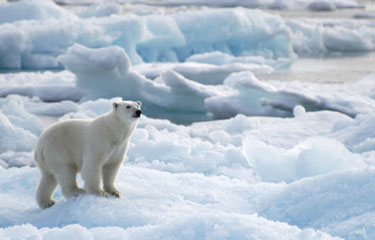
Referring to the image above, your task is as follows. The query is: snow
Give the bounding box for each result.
[0,113,37,154]
[0,1,296,69]
[288,19,375,56]
[58,44,221,122]
[243,136,366,183]
[0,1,373,70]
[122,0,362,10]
[205,71,375,119]
[0,0,77,24]
[261,168,375,239]
[1,0,375,239]
[75,3,121,18]
[56,44,375,122]
[0,166,343,240]
[0,92,373,238]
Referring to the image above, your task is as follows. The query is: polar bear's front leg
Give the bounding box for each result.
[81,157,109,197]
[103,161,122,197]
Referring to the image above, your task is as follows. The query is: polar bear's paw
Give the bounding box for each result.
[109,189,121,198]
[40,199,56,209]
[72,188,87,196]
[104,186,121,198]
[97,190,110,198]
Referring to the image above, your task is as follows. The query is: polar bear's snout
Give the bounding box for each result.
[134,109,142,118]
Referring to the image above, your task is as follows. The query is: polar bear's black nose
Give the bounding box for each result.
[135,110,142,117]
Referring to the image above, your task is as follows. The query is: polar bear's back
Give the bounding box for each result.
[35,119,91,169]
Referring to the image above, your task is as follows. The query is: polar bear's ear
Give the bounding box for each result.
[113,102,119,109]
[136,101,142,107]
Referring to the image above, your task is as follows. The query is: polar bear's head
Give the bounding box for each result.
[112,100,142,124]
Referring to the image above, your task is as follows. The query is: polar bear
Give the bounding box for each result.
[34,100,142,209]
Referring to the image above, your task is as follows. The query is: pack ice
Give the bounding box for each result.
[1,0,375,239]
[0,0,374,70]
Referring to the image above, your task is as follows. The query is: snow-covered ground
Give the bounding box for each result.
[0,95,374,239]
[0,0,374,239]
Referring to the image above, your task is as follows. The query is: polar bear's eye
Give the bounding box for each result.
[126,106,130,109]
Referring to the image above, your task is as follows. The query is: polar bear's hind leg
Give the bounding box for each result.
[54,164,86,198]
[36,171,57,209]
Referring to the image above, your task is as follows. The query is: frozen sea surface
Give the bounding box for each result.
[0,98,374,238]
[0,0,375,239]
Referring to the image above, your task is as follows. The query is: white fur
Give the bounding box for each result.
[34,100,141,209]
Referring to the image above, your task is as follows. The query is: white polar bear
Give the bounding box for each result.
[34,100,142,209]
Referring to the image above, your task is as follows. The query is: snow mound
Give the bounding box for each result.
[261,167,375,239]
[243,136,366,183]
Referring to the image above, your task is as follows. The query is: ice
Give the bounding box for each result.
[293,105,306,117]
[261,168,375,239]
[1,1,373,70]
[205,71,375,119]
[330,113,375,153]
[288,19,375,56]
[0,0,77,24]
[353,13,375,19]
[75,3,121,18]
[25,100,78,117]
[186,51,291,68]
[0,95,43,136]
[0,91,373,238]
[307,1,335,11]
[0,167,341,240]
[1,2,374,237]
[122,0,361,10]
[0,71,75,88]
[135,61,274,85]
[58,44,220,121]
[57,44,374,121]
[0,2,295,69]
[270,0,361,10]
[171,8,294,60]
[0,113,37,154]
[243,136,366,183]
[0,151,34,169]
[0,86,86,102]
